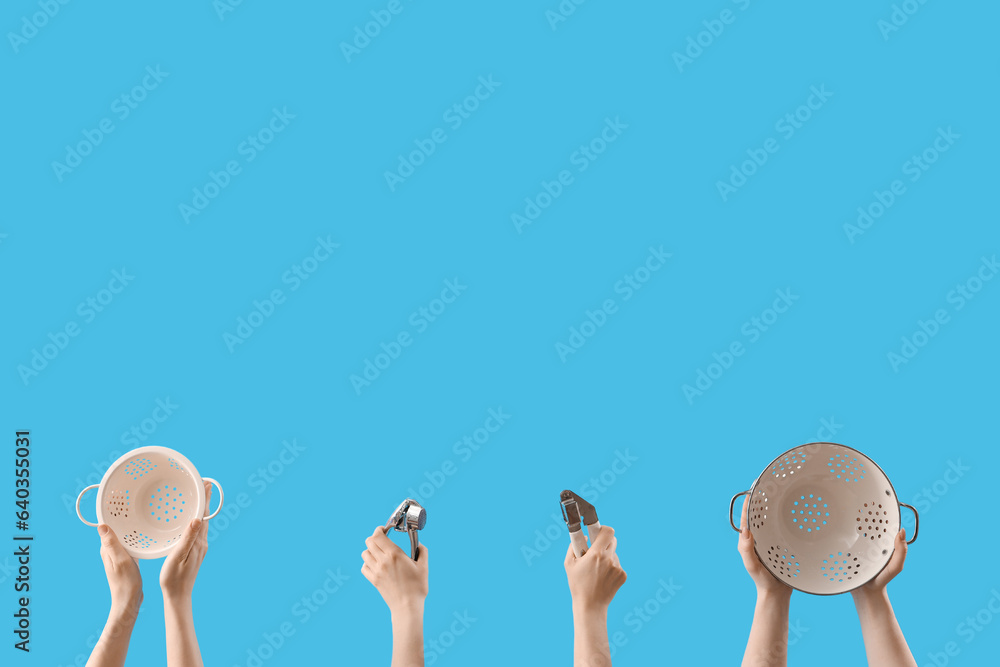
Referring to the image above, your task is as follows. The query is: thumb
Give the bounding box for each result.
[99,524,123,550]
[175,518,203,561]
[98,524,132,565]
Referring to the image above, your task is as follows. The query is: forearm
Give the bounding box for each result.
[742,590,791,667]
[853,590,917,667]
[164,596,203,667]
[390,602,425,667]
[573,604,611,667]
[86,605,138,667]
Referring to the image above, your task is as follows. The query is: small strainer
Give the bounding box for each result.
[76,446,224,559]
[728,442,918,595]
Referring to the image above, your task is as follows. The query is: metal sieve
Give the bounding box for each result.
[729,442,918,595]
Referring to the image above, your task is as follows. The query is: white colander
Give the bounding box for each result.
[729,442,918,595]
[76,446,224,559]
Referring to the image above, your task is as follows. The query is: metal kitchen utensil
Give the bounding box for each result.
[729,442,918,595]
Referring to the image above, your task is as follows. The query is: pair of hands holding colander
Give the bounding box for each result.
[86,481,214,667]
[738,496,917,667]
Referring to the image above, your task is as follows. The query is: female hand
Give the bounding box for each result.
[159,481,212,603]
[564,525,627,612]
[853,528,907,601]
[361,526,429,614]
[738,496,791,599]
[97,524,143,614]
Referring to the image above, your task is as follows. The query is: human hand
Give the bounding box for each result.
[738,496,792,599]
[852,529,907,603]
[159,481,212,603]
[564,525,627,613]
[362,526,429,615]
[97,524,143,615]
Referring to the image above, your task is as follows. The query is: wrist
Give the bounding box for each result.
[572,600,610,620]
[163,592,193,612]
[756,586,792,605]
[389,598,425,620]
[851,586,889,610]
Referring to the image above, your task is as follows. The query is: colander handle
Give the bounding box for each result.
[76,484,100,528]
[203,478,224,520]
[729,490,749,532]
[899,502,919,544]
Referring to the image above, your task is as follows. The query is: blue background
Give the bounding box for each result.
[2,1,998,666]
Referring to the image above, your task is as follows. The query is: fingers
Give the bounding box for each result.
[564,543,576,567]
[590,525,615,550]
[884,528,908,579]
[739,495,751,536]
[176,517,203,562]
[367,526,389,555]
[362,549,377,568]
[98,525,130,563]
[361,563,375,584]
[198,482,213,541]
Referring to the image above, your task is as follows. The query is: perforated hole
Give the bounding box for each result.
[820,551,861,583]
[149,486,185,524]
[770,450,807,478]
[765,545,801,578]
[827,452,865,482]
[856,501,892,540]
[168,457,186,471]
[750,490,769,530]
[122,530,157,550]
[790,493,830,533]
[124,457,157,481]
[105,489,131,519]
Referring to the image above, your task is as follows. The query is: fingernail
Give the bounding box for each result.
[98,524,109,536]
